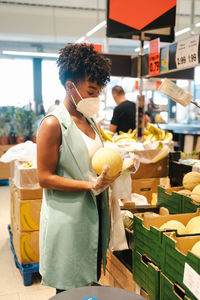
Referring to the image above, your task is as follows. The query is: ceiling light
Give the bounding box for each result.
[75,36,86,43]
[195,22,200,27]
[2,50,59,58]
[75,20,106,43]
[86,20,106,37]
[175,27,191,36]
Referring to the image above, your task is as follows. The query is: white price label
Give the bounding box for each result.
[183,263,200,299]
[176,35,199,69]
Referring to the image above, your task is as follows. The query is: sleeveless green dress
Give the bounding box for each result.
[39,103,110,290]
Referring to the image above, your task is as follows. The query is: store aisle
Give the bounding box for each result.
[0,186,55,300]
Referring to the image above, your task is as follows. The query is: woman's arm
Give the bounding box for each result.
[37,116,93,191]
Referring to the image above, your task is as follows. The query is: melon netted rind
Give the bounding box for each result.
[185,216,200,234]
[191,184,200,203]
[183,172,200,190]
[160,220,186,235]
[92,147,123,176]
[191,241,200,258]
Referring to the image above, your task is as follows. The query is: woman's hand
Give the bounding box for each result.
[91,166,121,195]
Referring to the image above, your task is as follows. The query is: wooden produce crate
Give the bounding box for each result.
[100,250,136,293]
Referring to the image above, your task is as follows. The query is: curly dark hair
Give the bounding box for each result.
[57,43,111,88]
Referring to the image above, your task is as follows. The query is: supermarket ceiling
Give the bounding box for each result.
[0,0,200,55]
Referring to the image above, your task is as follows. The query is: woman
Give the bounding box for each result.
[37,43,120,294]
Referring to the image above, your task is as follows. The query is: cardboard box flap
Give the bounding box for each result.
[164,231,200,257]
[134,149,168,164]
[142,209,200,230]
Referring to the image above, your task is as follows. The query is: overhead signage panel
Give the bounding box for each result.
[107,0,177,42]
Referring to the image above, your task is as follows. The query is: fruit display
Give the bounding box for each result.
[158,216,200,235]
[92,147,123,176]
[191,241,200,258]
[100,123,173,144]
[183,171,200,190]
[160,220,186,234]
[191,184,200,203]
[185,216,200,234]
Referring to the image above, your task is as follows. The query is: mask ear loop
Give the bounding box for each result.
[71,82,83,100]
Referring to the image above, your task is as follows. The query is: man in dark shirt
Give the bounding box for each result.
[110,85,136,134]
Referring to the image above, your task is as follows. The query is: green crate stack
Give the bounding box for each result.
[157,186,182,214]
[132,250,160,300]
[160,273,191,300]
[161,233,200,300]
[182,195,200,213]
[133,214,163,268]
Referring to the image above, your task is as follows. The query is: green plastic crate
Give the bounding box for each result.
[182,195,200,213]
[161,232,200,300]
[157,186,182,214]
[160,273,191,300]
[132,249,160,300]
[133,214,163,267]
[133,210,200,268]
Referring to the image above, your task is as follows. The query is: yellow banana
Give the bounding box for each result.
[99,127,113,142]
[20,202,39,231]
[20,233,39,263]
[151,146,168,163]
[164,132,173,142]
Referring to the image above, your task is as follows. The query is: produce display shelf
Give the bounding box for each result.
[8,225,39,286]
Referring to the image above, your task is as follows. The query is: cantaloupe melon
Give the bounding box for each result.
[183,172,200,191]
[177,189,191,196]
[191,241,200,258]
[191,184,200,203]
[160,220,186,234]
[185,216,200,234]
[92,147,123,176]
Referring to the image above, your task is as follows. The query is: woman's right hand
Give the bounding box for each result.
[91,166,121,195]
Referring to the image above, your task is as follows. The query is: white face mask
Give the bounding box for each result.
[71,83,100,118]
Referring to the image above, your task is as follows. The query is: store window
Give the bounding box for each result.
[0,58,33,107]
[42,60,65,112]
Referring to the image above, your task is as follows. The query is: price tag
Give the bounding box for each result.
[149,38,160,76]
[160,46,169,73]
[183,263,200,299]
[176,35,199,69]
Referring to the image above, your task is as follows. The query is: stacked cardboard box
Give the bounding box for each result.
[0,145,14,179]
[131,149,169,203]
[9,163,42,265]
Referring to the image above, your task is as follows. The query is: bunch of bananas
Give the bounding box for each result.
[144,124,173,142]
[99,127,114,142]
[99,124,173,144]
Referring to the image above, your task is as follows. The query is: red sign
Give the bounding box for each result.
[149,38,160,76]
[109,0,177,30]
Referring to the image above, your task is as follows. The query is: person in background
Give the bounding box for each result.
[46,99,61,114]
[37,43,121,294]
[109,85,136,134]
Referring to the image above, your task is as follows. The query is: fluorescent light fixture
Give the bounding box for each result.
[86,20,106,37]
[195,22,200,27]
[75,36,86,43]
[134,44,149,52]
[175,27,191,36]
[2,50,59,58]
[75,20,106,43]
